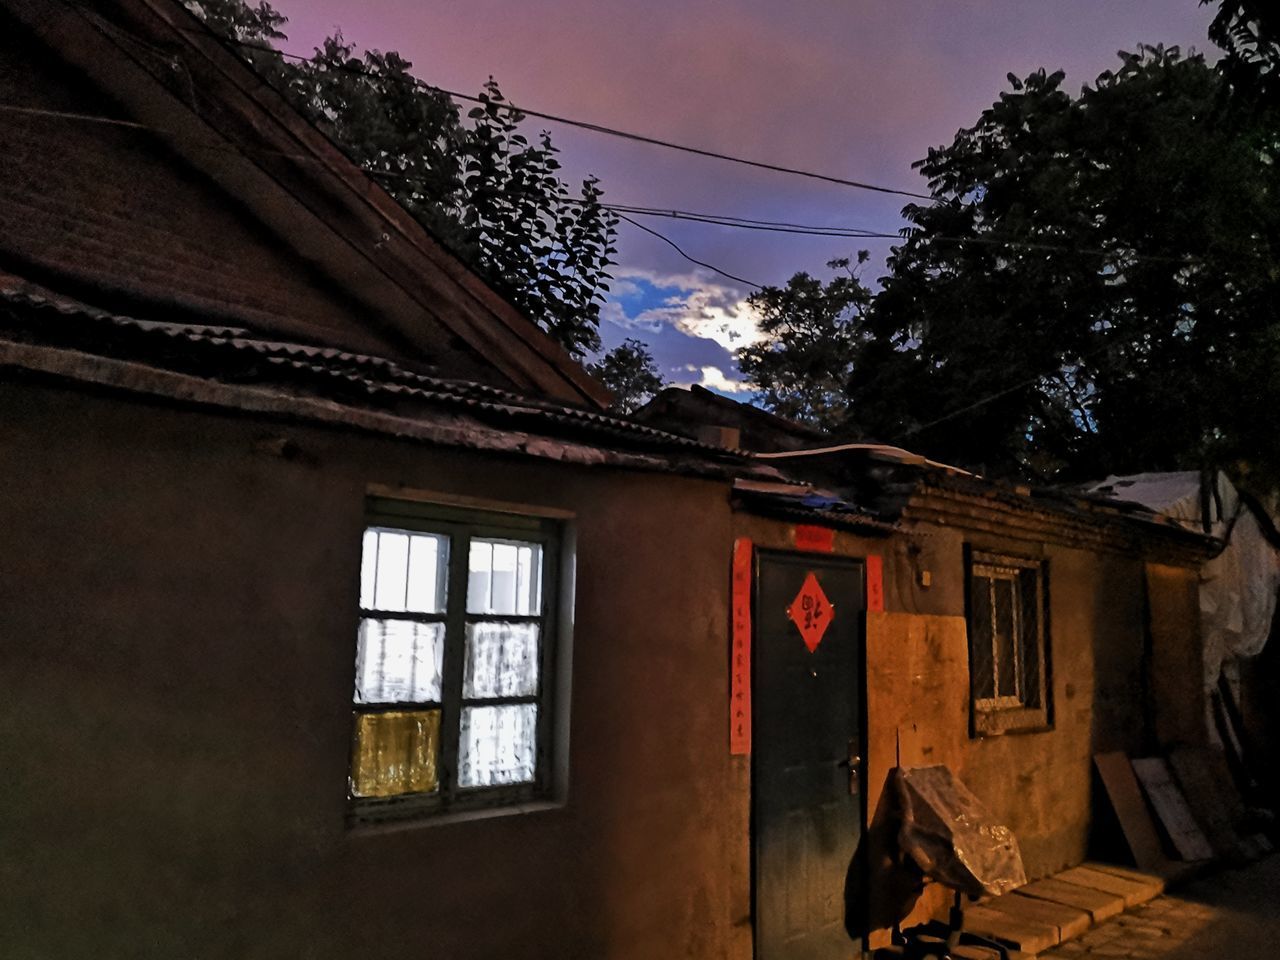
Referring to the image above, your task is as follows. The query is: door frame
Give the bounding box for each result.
[749,546,871,958]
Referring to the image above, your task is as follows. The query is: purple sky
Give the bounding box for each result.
[280,0,1216,394]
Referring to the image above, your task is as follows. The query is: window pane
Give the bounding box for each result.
[993,577,1018,699]
[464,621,540,698]
[970,575,995,701]
[405,533,447,613]
[361,528,448,613]
[350,709,440,797]
[458,704,537,787]
[467,539,542,615]
[355,619,444,703]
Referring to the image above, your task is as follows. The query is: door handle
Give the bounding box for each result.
[839,741,862,796]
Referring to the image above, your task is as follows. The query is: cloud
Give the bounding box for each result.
[603,267,763,352]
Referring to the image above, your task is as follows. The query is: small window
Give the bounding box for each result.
[965,550,1050,736]
[348,499,562,823]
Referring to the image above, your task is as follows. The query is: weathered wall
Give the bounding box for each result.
[0,13,441,365]
[0,380,742,959]
[1146,562,1211,748]
[734,512,1165,941]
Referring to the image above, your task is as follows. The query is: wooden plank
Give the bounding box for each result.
[1093,752,1169,870]
[1131,757,1215,862]
[1056,866,1157,908]
[1083,862,1167,897]
[992,893,1092,940]
[1167,746,1247,861]
[1017,877,1125,923]
[962,905,1059,954]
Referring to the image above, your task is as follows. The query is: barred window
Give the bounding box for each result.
[966,551,1050,736]
[349,498,562,824]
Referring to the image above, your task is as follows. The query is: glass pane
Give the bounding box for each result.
[350,709,440,797]
[405,534,446,613]
[970,576,995,701]
[464,621,540,698]
[360,528,448,613]
[467,539,542,615]
[354,618,444,703]
[458,704,538,787]
[993,577,1018,699]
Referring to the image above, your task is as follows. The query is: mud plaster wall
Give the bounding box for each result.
[733,514,1173,943]
[0,380,744,960]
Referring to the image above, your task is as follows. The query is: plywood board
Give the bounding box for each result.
[962,905,1059,954]
[1167,746,1246,861]
[1093,752,1168,871]
[1131,757,1214,862]
[1056,866,1157,908]
[1017,877,1125,923]
[995,893,1092,940]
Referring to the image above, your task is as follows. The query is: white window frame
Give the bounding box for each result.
[347,496,565,825]
[966,549,1051,736]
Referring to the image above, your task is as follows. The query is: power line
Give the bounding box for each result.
[597,202,1195,264]
[201,33,934,202]
[1,99,1198,266]
[616,215,762,288]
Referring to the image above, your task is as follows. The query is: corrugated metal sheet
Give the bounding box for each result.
[0,283,741,461]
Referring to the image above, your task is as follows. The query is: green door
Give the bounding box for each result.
[754,551,865,959]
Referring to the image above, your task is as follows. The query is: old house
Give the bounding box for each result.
[0,1,1217,958]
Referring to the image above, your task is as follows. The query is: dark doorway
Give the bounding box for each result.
[753,551,865,960]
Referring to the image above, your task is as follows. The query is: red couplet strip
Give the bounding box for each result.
[866,554,885,612]
[793,524,836,553]
[730,537,753,755]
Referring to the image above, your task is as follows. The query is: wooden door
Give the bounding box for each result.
[753,552,865,959]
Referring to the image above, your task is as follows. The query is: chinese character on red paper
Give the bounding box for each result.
[786,571,834,653]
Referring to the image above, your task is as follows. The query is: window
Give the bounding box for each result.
[348,498,563,823]
[965,550,1050,736]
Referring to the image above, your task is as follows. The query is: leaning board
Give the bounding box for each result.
[1131,757,1214,862]
[1093,752,1169,871]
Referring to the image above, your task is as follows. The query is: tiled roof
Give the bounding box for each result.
[0,280,743,463]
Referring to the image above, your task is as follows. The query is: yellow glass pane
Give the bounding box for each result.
[350,709,440,798]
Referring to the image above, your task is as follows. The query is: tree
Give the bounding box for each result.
[587,339,668,414]
[852,45,1280,482]
[736,255,872,435]
[185,0,617,358]
[1205,0,1280,105]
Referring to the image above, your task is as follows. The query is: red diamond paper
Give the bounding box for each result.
[787,572,834,653]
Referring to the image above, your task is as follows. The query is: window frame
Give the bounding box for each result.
[348,496,563,826]
[963,547,1052,737]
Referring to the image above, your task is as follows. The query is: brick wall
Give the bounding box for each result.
[0,12,426,361]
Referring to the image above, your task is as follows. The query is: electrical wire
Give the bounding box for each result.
[616,214,762,288]
[199,33,934,201]
[0,100,1197,268]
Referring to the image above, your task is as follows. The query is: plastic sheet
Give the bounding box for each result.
[894,765,1027,898]
[1089,471,1280,734]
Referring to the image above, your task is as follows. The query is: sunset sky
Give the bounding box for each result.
[279,1,1217,394]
